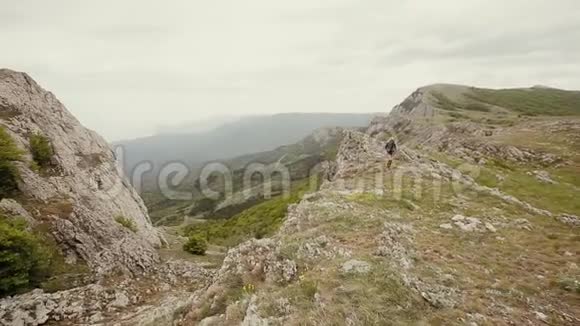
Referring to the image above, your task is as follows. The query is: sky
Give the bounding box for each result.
[2,0,580,141]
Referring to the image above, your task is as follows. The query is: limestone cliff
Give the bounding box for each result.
[0,69,163,275]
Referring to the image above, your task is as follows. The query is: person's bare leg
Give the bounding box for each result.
[387,159,392,169]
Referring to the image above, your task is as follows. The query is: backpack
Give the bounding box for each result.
[385,139,397,155]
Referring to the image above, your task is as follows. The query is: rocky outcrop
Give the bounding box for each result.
[340,260,371,275]
[390,87,437,118]
[215,239,297,285]
[367,86,439,141]
[557,214,580,227]
[0,69,163,274]
[443,140,562,166]
[335,130,386,178]
[366,85,566,168]
[0,260,212,326]
[0,199,36,228]
[184,238,297,323]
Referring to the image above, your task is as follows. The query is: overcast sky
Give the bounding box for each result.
[2,0,580,141]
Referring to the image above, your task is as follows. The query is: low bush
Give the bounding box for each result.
[0,216,51,296]
[183,234,208,255]
[462,102,490,112]
[0,127,22,199]
[448,112,468,120]
[299,279,318,301]
[115,216,137,232]
[0,161,20,199]
[29,133,53,168]
[556,278,580,294]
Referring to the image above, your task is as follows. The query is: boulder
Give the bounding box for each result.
[340,260,371,275]
[557,214,580,227]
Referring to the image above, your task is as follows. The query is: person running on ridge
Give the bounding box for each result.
[384,137,397,169]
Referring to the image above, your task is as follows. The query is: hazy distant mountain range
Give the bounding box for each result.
[115,113,374,174]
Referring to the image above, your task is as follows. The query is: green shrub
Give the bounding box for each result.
[0,127,21,161]
[0,127,22,199]
[29,133,53,167]
[0,217,51,296]
[183,234,208,255]
[299,279,318,301]
[463,102,491,112]
[0,161,20,199]
[448,112,467,120]
[556,278,580,294]
[115,216,137,232]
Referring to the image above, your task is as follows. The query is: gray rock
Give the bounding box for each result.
[335,130,387,178]
[0,199,36,228]
[199,315,225,326]
[484,222,497,233]
[439,223,453,230]
[108,292,130,309]
[452,215,482,232]
[340,260,371,275]
[241,296,269,326]
[0,260,212,326]
[404,276,458,309]
[513,218,533,231]
[120,293,197,326]
[530,170,557,184]
[534,311,548,322]
[375,222,415,270]
[88,312,104,323]
[297,235,352,260]
[557,214,580,227]
[216,238,297,284]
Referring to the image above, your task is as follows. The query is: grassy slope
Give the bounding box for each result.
[239,158,579,324]
[429,85,580,216]
[428,86,580,132]
[468,87,580,116]
[182,179,319,247]
[433,150,580,217]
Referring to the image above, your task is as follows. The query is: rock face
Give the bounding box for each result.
[335,130,386,178]
[0,260,212,326]
[0,69,163,274]
[340,260,371,275]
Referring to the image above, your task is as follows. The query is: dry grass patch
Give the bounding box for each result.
[412,188,580,323]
